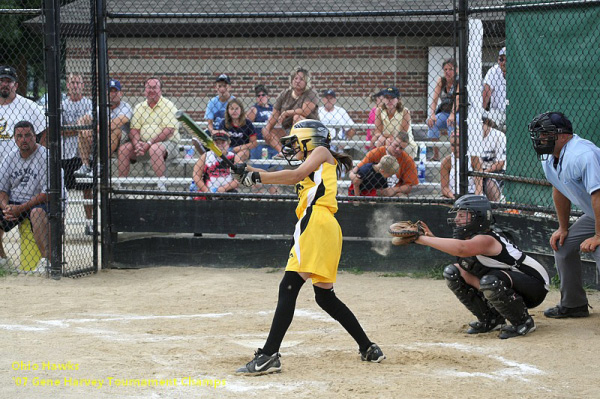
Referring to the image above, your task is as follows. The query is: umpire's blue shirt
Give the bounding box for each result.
[542,134,600,217]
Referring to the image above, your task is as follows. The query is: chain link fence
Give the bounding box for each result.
[103,2,461,202]
[1,0,598,276]
[101,0,599,213]
[0,0,98,278]
[58,0,99,276]
[0,2,49,276]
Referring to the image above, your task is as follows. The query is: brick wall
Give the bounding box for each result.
[66,36,447,125]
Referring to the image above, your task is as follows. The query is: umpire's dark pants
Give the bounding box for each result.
[554,214,600,308]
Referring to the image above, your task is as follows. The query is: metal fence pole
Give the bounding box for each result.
[457,0,469,197]
[43,0,63,280]
[96,0,110,269]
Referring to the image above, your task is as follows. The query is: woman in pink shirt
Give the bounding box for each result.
[365,90,383,149]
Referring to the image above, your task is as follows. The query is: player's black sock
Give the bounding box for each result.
[261,271,306,356]
[313,285,372,352]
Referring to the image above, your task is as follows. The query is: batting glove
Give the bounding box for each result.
[232,163,247,181]
[240,171,261,187]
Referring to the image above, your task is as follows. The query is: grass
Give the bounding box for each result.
[380,263,446,280]
[265,268,281,274]
[344,267,365,275]
[549,272,597,291]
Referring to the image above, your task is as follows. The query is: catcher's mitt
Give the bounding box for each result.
[389,220,425,246]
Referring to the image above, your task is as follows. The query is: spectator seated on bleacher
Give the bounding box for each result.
[365,89,384,151]
[191,131,241,199]
[60,73,94,235]
[215,98,257,162]
[372,87,418,159]
[318,89,356,149]
[248,84,278,164]
[0,121,50,273]
[261,67,319,155]
[349,133,418,197]
[205,73,235,134]
[117,77,180,191]
[75,78,132,178]
[348,155,399,196]
[474,116,506,201]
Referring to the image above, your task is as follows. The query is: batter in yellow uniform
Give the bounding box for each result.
[234,119,385,375]
[286,160,341,283]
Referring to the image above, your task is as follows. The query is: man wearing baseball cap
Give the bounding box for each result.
[205,73,235,134]
[74,78,133,179]
[483,47,507,131]
[318,89,356,143]
[0,65,47,158]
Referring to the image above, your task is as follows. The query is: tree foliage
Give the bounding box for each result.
[0,0,45,98]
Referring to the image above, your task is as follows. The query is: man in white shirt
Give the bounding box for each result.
[61,73,94,235]
[0,66,47,159]
[473,116,506,201]
[482,47,507,132]
[318,89,356,142]
[74,78,133,177]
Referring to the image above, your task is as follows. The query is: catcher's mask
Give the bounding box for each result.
[280,119,331,165]
[528,111,572,160]
[447,195,494,239]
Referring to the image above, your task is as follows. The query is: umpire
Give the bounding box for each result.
[529,112,600,318]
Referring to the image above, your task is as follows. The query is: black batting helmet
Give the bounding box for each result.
[447,195,494,239]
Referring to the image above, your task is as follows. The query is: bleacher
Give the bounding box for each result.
[76,122,448,197]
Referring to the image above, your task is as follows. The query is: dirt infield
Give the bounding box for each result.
[1,267,598,399]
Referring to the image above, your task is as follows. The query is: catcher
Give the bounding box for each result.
[390,195,550,339]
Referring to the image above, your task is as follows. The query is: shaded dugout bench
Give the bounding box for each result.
[108,198,598,289]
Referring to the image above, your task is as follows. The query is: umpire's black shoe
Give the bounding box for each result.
[466,317,505,334]
[543,304,589,319]
[499,316,536,339]
[236,349,281,375]
[360,343,386,363]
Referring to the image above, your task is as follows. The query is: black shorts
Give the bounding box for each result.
[0,202,48,233]
[487,268,547,309]
[62,157,93,190]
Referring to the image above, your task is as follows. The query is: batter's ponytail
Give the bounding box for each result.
[330,149,353,176]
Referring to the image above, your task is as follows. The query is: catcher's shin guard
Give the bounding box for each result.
[443,265,503,325]
[480,275,530,326]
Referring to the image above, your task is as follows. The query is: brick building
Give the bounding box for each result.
[35,0,505,131]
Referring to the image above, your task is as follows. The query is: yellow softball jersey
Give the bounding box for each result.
[285,161,342,283]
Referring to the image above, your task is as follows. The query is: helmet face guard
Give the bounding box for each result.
[280,135,302,165]
[447,195,493,239]
[528,112,572,159]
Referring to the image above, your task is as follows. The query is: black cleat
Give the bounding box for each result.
[499,316,536,339]
[466,317,505,334]
[543,304,589,319]
[236,349,281,375]
[360,343,386,363]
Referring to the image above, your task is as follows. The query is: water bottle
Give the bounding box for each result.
[189,181,198,199]
[419,144,427,163]
[418,161,426,184]
[261,147,268,160]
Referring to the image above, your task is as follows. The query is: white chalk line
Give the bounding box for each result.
[1,312,549,393]
[391,342,546,383]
